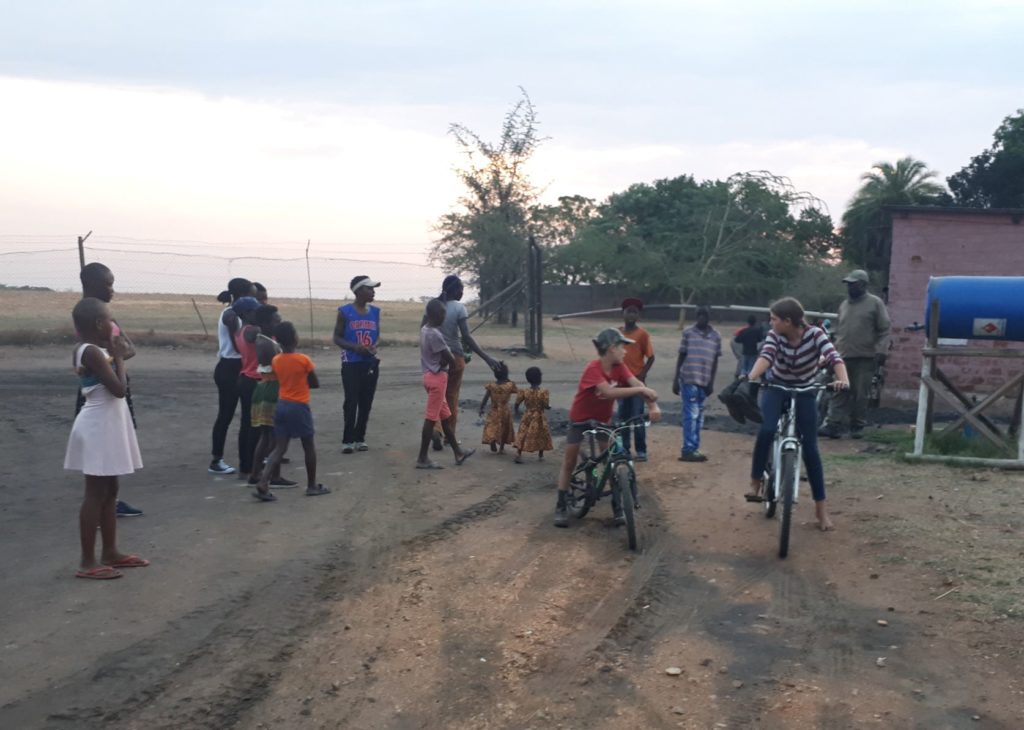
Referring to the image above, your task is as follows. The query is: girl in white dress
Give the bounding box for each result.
[64,297,147,580]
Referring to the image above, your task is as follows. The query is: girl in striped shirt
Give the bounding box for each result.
[744,298,849,531]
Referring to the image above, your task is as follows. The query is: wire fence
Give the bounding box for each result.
[0,235,468,345]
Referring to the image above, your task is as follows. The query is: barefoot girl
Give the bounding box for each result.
[479,361,517,454]
[65,298,147,579]
[514,366,553,463]
[743,297,849,531]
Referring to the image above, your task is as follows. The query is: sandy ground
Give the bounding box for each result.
[1,333,1023,729]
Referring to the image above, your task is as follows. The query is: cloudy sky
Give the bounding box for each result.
[1,0,1021,263]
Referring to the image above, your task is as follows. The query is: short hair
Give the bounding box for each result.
[493,361,509,380]
[253,304,279,329]
[425,298,446,322]
[275,321,298,348]
[525,366,542,386]
[79,262,112,287]
[72,297,108,334]
[441,275,462,295]
[747,314,757,325]
[770,297,806,327]
[696,306,710,318]
[219,277,253,304]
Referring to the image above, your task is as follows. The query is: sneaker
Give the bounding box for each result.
[554,494,569,528]
[678,451,708,462]
[634,452,648,463]
[208,459,236,475]
[818,424,843,439]
[612,507,626,526]
[116,500,143,517]
[342,443,355,454]
[356,442,369,452]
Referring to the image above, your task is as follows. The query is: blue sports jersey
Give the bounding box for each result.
[339,303,380,364]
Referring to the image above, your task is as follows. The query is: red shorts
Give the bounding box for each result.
[423,371,451,422]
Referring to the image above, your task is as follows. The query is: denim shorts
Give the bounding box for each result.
[273,399,315,439]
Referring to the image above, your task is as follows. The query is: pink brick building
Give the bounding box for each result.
[885,206,1024,403]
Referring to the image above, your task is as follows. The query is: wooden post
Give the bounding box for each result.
[77,230,92,270]
[913,298,939,455]
[534,242,543,356]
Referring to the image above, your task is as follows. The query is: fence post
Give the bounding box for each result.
[305,239,315,342]
[77,230,92,270]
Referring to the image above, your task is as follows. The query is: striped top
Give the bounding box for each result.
[759,326,843,385]
[678,325,722,388]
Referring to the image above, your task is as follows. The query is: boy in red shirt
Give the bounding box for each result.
[555,328,661,527]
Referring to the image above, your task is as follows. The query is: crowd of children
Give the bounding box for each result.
[65,266,852,578]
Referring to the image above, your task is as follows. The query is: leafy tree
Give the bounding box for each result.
[840,157,946,277]
[948,109,1024,208]
[533,195,600,284]
[432,89,541,322]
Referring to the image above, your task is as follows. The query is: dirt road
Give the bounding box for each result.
[1,342,1022,729]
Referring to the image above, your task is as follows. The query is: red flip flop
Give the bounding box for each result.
[76,565,123,580]
[104,555,150,569]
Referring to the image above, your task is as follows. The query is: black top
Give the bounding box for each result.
[734,325,765,356]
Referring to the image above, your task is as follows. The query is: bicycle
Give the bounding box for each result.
[566,416,647,551]
[758,381,830,559]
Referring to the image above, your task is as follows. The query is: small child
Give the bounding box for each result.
[513,366,553,463]
[416,298,475,469]
[479,361,517,454]
[64,297,148,579]
[554,329,662,528]
[248,305,296,488]
[254,322,330,501]
[619,297,655,461]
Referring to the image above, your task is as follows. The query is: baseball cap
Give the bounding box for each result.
[842,269,870,284]
[351,276,381,294]
[232,296,260,315]
[621,297,644,311]
[593,327,635,352]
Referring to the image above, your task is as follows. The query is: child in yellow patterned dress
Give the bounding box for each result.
[478,361,517,454]
[514,366,553,463]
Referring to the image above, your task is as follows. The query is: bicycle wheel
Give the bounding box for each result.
[568,463,596,519]
[615,463,638,551]
[778,450,797,559]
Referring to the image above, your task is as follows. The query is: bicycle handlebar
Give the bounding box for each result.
[758,381,845,394]
[571,415,650,437]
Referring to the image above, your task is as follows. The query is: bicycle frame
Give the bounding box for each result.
[764,382,827,509]
[576,417,645,499]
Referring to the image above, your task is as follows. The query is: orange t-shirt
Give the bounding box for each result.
[620,326,654,378]
[273,352,315,403]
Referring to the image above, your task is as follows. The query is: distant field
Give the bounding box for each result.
[0,289,671,357]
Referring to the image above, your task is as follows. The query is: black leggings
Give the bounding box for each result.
[211,357,242,460]
[236,374,260,474]
[341,360,380,444]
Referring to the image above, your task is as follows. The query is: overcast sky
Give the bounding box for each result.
[1,0,1021,261]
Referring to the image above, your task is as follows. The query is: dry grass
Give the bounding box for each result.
[0,289,665,361]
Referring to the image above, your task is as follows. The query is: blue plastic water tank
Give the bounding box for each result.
[925,276,1024,341]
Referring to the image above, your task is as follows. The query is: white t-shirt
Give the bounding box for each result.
[440,299,468,356]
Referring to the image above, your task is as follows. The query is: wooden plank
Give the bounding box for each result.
[921,348,1024,358]
[934,366,1008,437]
[904,453,1024,470]
[921,375,1015,456]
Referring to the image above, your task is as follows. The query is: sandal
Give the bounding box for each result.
[104,554,150,569]
[415,461,444,470]
[269,477,298,488]
[744,492,764,503]
[253,489,278,502]
[76,565,123,580]
[305,484,331,497]
[455,448,476,466]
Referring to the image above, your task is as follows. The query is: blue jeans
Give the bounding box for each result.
[751,388,826,502]
[681,384,707,454]
[617,395,647,455]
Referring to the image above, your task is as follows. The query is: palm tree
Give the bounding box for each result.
[841,157,947,277]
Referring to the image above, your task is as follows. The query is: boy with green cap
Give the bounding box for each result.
[554,328,661,528]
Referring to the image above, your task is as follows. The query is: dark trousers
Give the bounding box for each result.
[826,356,874,430]
[341,360,380,444]
[616,395,647,454]
[211,357,242,460]
[751,388,826,502]
[236,374,259,473]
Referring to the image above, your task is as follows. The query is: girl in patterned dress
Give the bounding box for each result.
[478,362,517,453]
[64,298,147,580]
[514,366,553,463]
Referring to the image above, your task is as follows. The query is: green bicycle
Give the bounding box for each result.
[566,416,647,551]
